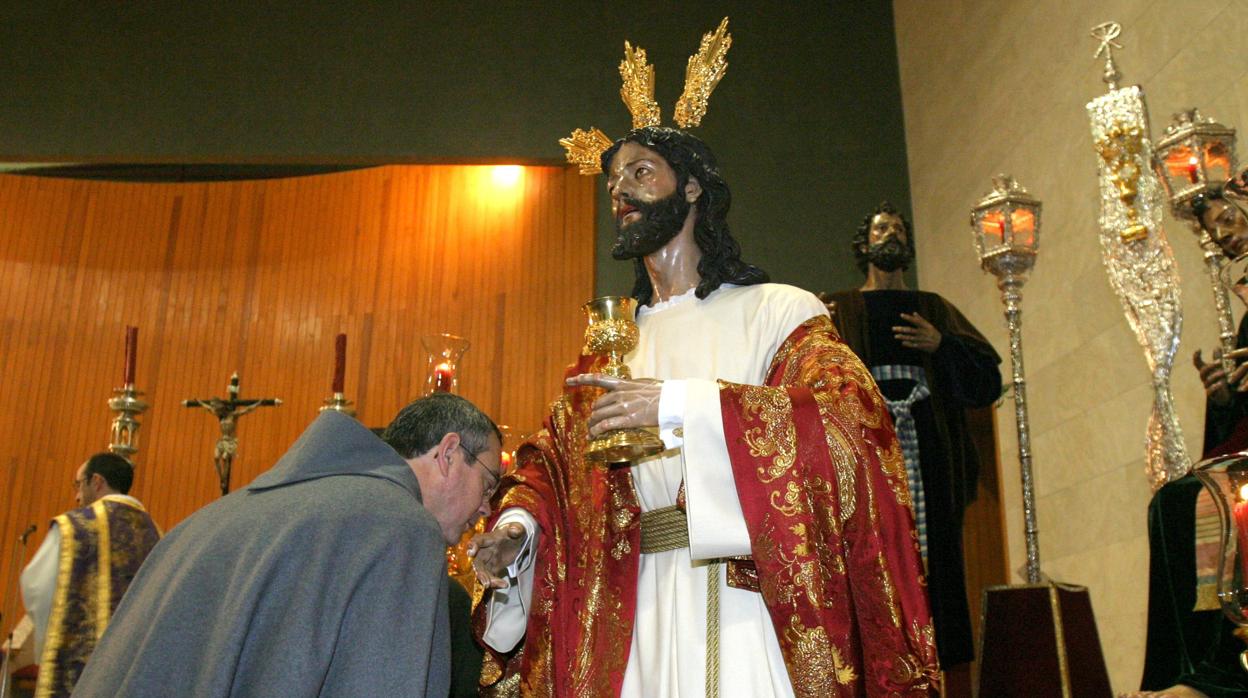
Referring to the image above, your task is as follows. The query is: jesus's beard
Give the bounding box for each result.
[611,191,692,260]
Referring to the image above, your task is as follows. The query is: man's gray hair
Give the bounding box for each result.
[381,392,501,459]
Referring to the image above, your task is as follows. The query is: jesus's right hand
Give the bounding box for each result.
[467,522,526,589]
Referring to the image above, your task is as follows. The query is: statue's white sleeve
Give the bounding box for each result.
[480,508,539,653]
[659,378,753,560]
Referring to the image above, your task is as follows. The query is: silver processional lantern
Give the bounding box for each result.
[970,174,1042,584]
[1155,109,1239,379]
[970,174,1114,696]
[1154,108,1235,215]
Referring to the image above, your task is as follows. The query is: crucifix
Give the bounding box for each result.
[184,372,281,496]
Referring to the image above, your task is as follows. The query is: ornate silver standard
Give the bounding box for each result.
[581,296,666,463]
[184,372,281,496]
[1155,109,1239,380]
[108,385,148,458]
[1086,22,1191,489]
[109,325,148,458]
[973,176,1115,696]
[971,175,1043,583]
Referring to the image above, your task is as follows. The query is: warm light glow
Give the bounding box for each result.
[492,165,523,187]
[1011,209,1036,247]
[1238,482,1248,501]
[980,211,1006,242]
[433,361,455,392]
[1205,142,1232,180]
[1163,146,1198,181]
[501,450,515,472]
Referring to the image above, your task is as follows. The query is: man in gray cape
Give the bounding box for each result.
[74,392,503,697]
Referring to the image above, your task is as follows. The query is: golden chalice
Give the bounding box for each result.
[581,296,666,463]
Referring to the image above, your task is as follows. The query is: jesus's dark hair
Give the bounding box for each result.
[601,127,768,305]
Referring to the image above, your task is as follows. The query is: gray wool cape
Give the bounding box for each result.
[72,410,451,697]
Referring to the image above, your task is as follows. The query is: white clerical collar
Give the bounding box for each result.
[639,286,698,316]
[638,283,739,317]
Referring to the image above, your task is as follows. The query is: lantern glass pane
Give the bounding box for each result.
[1206,141,1233,184]
[981,210,1006,246]
[1011,208,1036,247]
[1164,145,1200,186]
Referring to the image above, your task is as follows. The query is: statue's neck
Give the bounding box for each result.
[643,222,702,303]
[860,266,908,291]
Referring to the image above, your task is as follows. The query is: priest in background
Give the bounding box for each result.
[73,393,502,698]
[821,201,1002,685]
[20,451,160,698]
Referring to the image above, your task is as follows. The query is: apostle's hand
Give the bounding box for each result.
[468,522,526,590]
[816,291,838,321]
[894,312,942,353]
[565,374,662,438]
[1193,347,1248,406]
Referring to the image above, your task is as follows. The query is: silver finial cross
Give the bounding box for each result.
[1090,21,1124,90]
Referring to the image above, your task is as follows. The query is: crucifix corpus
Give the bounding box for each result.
[184,372,281,496]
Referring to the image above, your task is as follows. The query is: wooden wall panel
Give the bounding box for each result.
[0,165,596,633]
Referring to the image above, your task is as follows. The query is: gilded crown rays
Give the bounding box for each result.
[561,18,732,175]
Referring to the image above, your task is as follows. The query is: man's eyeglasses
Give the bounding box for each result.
[460,445,501,499]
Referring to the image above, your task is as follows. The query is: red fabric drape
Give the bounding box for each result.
[476,316,938,697]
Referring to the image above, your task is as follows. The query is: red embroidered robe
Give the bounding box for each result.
[476,314,939,697]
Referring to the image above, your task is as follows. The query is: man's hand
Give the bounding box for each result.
[1193,347,1248,406]
[894,312,942,353]
[565,374,662,438]
[468,522,526,590]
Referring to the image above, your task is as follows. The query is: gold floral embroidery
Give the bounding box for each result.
[793,560,822,607]
[782,614,858,698]
[790,523,809,556]
[876,551,902,629]
[611,537,631,560]
[813,392,858,523]
[782,317,886,430]
[769,481,805,517]
[875,439,911,509]
[480,653,503,686]
[737,385,798,483]
[887,637,939,693]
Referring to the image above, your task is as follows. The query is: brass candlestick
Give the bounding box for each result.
[581,296,665,463]
[319,392,356,416]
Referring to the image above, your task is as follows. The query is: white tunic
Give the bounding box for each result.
[484,283,828,698]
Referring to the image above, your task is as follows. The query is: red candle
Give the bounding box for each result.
[501,450,514,472]
[123,326,138,386]
[332,333,347,393]
[1187,157,1200,185]
[433,362,454,392]
[1235,485,1248,583]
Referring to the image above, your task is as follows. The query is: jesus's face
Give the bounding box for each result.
[605,143,693,260]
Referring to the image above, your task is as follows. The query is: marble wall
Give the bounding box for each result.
[893,0,1248,690]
